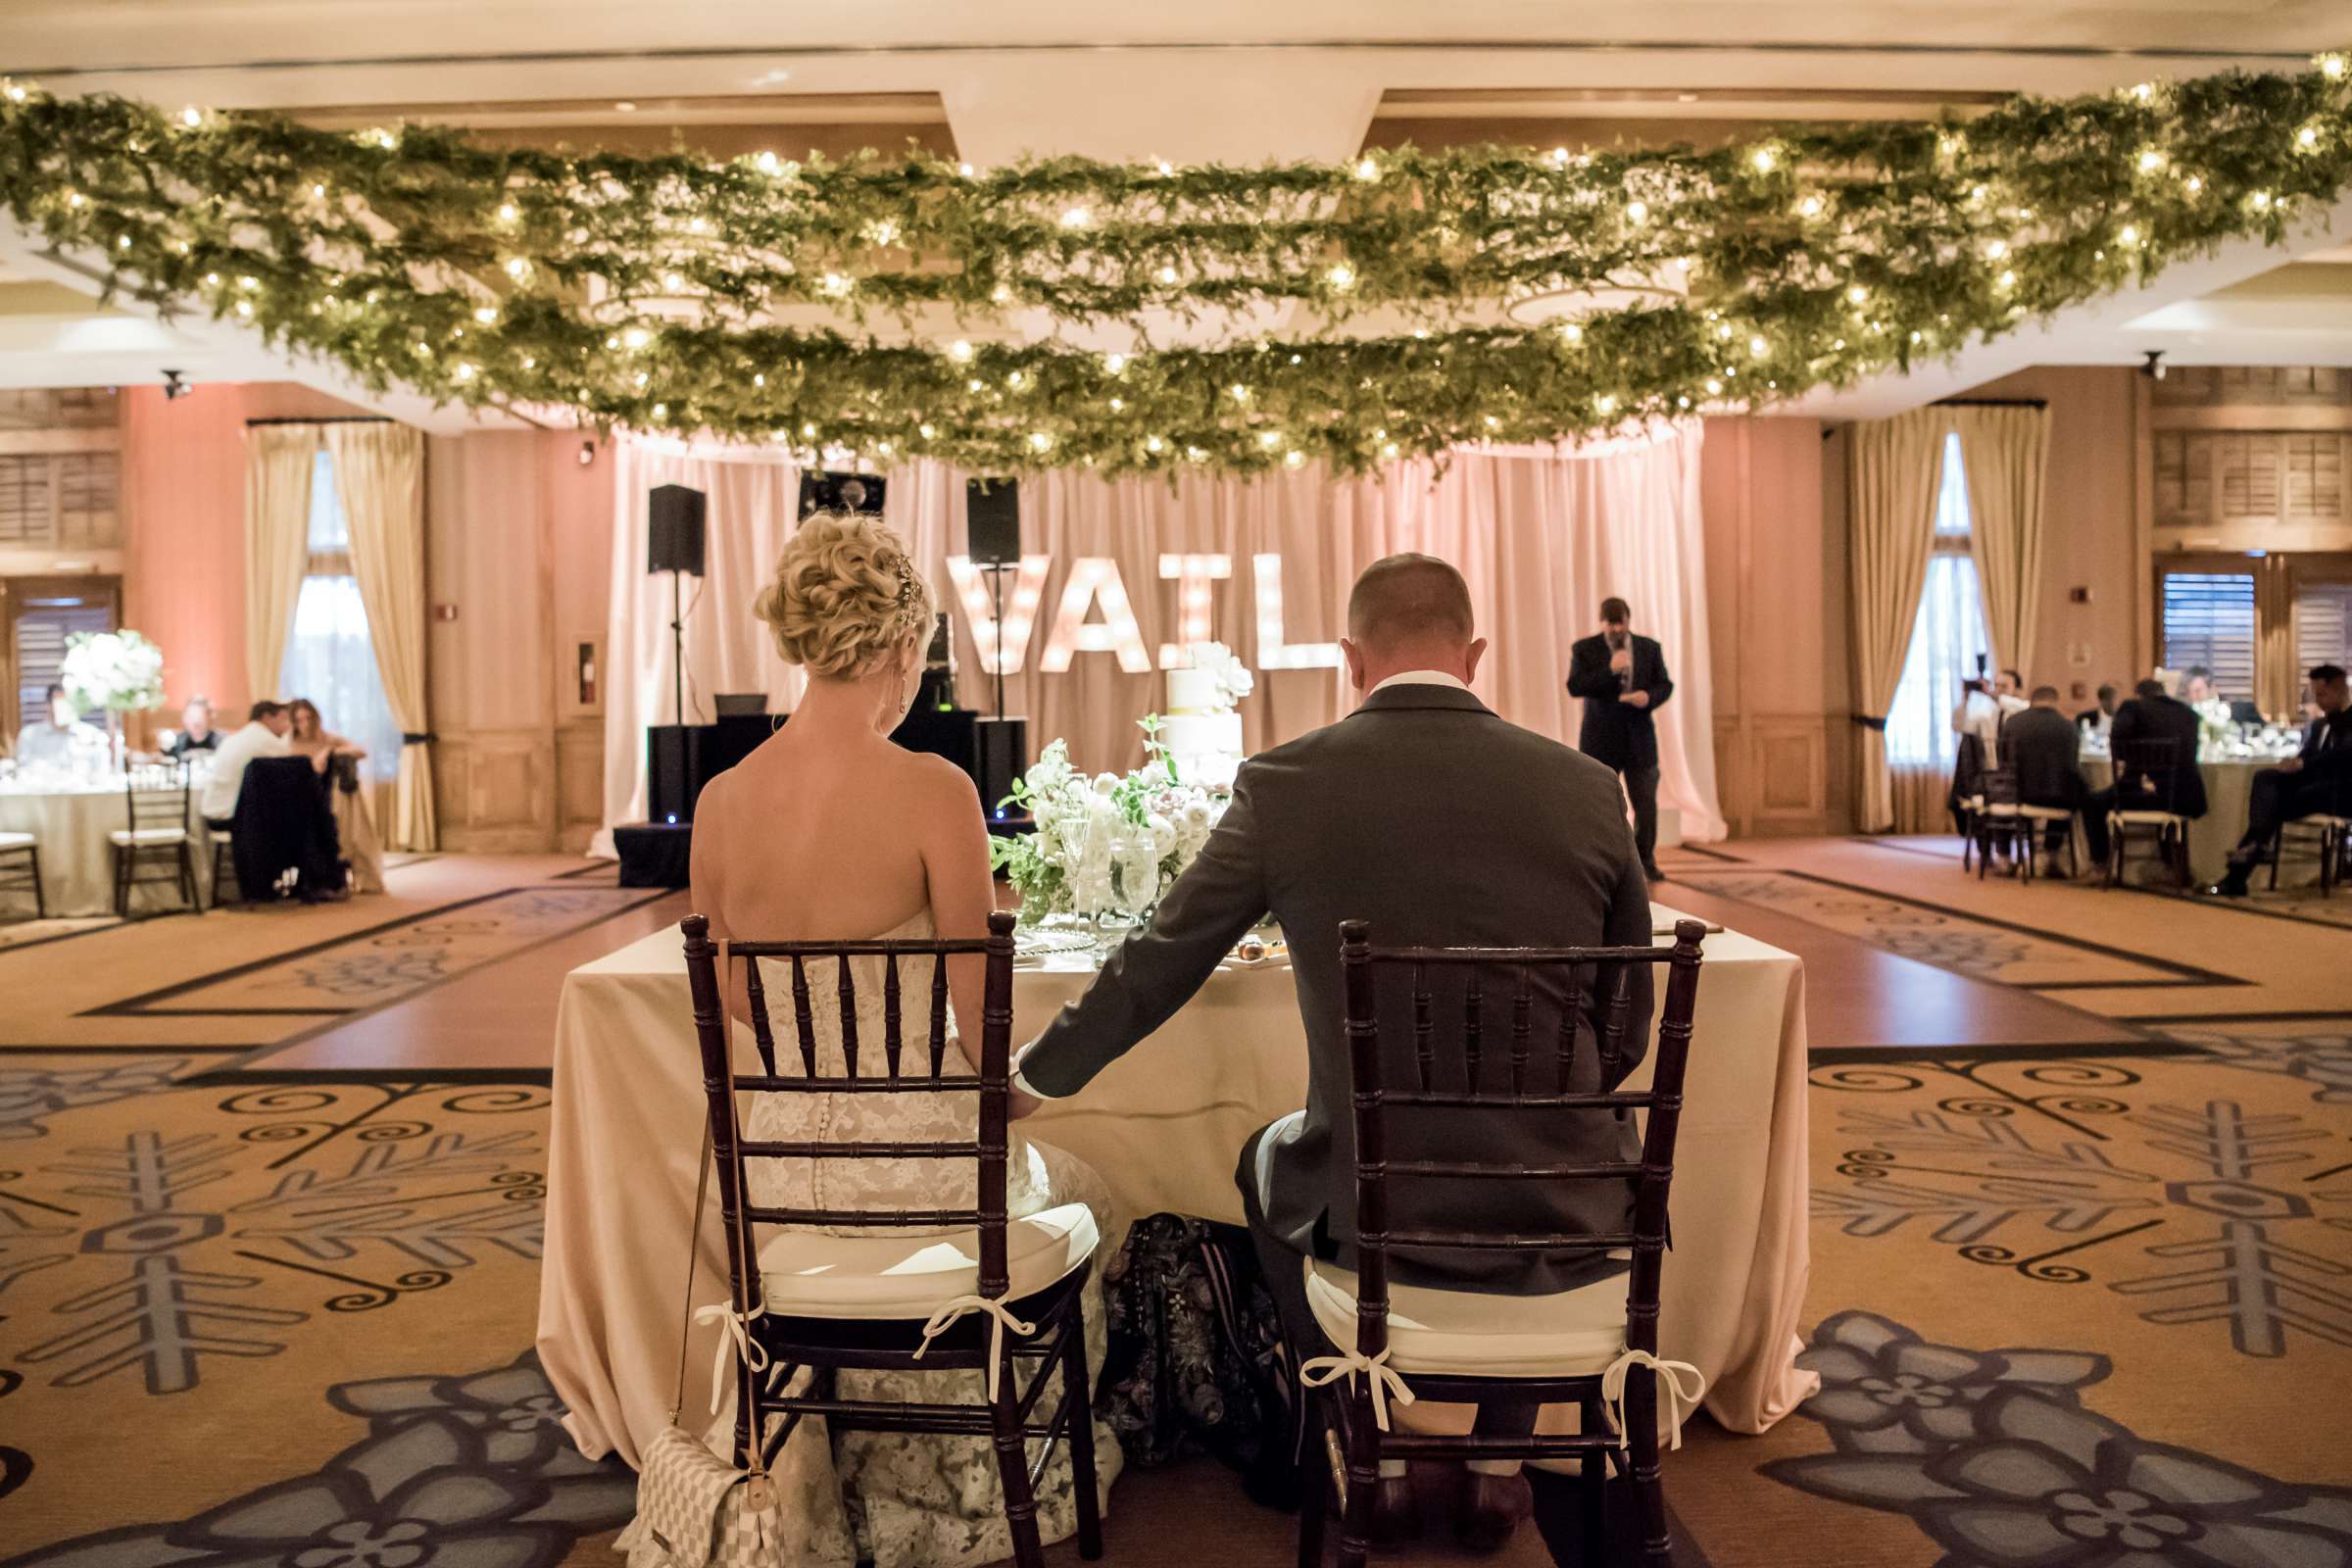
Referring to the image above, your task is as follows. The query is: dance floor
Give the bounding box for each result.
[3,837,2347,1566]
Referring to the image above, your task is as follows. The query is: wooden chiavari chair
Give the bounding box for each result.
[679,909,1103,1568]
[1298,918,1707,1568]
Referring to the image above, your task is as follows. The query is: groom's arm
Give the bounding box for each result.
[1014,766,1271,1100]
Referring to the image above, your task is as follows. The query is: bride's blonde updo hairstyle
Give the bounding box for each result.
[755,511,934,679]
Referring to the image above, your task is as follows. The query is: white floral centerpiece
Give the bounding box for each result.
[59,628,167,769]
[990,721,1230,926]
[2191,697,2237,754]
[60,629,167,715]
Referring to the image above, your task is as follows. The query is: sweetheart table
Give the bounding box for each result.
[536,908,1817,1468]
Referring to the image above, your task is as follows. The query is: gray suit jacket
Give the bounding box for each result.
[1018,681,1656,1295]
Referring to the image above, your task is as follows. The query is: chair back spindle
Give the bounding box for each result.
[1336,919,1709,1370]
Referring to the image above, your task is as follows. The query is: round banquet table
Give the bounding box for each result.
[2080,754,2302,887]
[536,908,1818,1469]
[0,775,206,917]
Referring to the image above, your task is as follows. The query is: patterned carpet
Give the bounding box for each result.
[2,841,2348,1567]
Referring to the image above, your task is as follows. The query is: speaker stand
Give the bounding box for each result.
[669,567,686,726]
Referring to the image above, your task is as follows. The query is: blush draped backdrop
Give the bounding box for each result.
[599,425,1725,850]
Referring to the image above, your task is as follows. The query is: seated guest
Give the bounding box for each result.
[165,695,221,758]
[2006,686,2085,869]
[2077,683,2120,742]
[2212,663,2352,897]
[2180,665,2216,705]
[1951,666,2028,765]
[1011,553,1653,1550]
[285,698,384,894]
[199,700,292,829]
[2082,678,2207,869]
[10,684,105,769]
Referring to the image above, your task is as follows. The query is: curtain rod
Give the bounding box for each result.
[244,416,393,426]
[1933,397,2049,408]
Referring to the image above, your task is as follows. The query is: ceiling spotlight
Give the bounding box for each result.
[160,368,191,401]
[2140,349,2167,381]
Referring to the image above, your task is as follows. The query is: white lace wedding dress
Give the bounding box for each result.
[685,912,1121,1568]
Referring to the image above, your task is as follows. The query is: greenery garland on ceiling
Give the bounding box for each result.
[1,54,2349,476]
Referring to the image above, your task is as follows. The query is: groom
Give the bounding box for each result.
[1011,553,1655,1552]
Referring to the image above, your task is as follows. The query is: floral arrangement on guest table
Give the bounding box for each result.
[0,629,170,785]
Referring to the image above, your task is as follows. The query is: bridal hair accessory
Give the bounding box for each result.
[1598,1348,1707,1451]
[885,549,925,630]
[911,1294,1038,1400]
[1298,1345,1417,1432]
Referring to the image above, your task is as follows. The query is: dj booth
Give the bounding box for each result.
[612,703,1031,889]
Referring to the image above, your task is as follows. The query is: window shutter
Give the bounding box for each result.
[2160,572,2258,699]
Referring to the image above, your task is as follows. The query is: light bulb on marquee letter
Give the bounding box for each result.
[945,554,1051,674]
[1253,554,1343,669]
[1157,553,1232,667]
[1041,558,1152,673]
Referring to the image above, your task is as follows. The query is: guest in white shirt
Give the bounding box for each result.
[1952,665,2030,766]
[10,684,106,770]
[200,700,293,825]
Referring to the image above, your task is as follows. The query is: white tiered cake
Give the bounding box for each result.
[1158,645,1250,790]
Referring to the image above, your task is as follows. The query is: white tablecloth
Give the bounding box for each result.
[536,909,1817,1468]
[0,780,205,916]
[2081,757,2292,885]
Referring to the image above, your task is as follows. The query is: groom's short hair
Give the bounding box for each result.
[1348,554,1474,648]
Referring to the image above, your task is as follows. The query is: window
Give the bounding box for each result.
[277,449,401,782]
[2159,571,2257,701]
[2295,580,2352,674]
[1886,431,1993,768]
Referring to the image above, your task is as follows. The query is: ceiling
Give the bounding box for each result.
[5,1,2351,426]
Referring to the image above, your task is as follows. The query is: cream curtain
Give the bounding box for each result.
[1954,404,2052,680]
[244,426,318,702]
[599,427,1727,847]
[328,422,437,852]
[1847,410,1949,833]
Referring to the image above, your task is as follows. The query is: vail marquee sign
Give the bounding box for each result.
[943,553,1342,674]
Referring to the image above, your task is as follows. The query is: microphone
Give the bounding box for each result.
[1608,629,1632,692]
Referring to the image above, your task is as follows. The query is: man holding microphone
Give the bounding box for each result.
[1567,596,1675,882]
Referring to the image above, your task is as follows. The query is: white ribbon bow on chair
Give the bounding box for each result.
[912,1295,1038,1400]
[694,1299,771,1414]
[1298,1347,1418,1432]
[1598,1348,1707,1451]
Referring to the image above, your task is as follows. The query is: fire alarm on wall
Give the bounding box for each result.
[432,604,459,622]
[2069,586,2093,604]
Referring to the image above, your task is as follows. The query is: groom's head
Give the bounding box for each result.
[1342,554,1487,693]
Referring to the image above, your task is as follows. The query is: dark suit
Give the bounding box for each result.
[2229,709,2352,863]
[2002,706,2084,850]
[2082,694,2207,863]
[1019,679,1654,1302]
[1566,632,1674,868]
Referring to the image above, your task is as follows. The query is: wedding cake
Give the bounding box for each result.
[1157,643,1251,790]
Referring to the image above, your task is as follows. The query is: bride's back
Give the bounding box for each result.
[688,512,996,1007]
[695,723,937,943]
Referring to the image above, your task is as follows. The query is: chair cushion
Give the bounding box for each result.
[0,830,35,850]
[2110,810,2185,826]
[108,827,189,846]
[2017,806,2073,822]
[1303,1256,1630,1378]
[1979,803,2022,817]
[756,1201,1098,1319]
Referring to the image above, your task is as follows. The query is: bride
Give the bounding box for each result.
[677,511,1119,1568]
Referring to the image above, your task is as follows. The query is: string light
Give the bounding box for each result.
[473,305,498,323]
[623,326,652,350]
[1624,199,1649,224]
[1326,263,1355,290]
[1102,353,1127,374]
[1354,157,1379,181]
[2137,149,2166,173]
[1029,430,1054,452]
[1797,194,1824,218]
[179,107,202,127]
[1557,321,1584,343]
[949,339,974,363]
[505,257,530,279]
[1059,206,1091,229]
